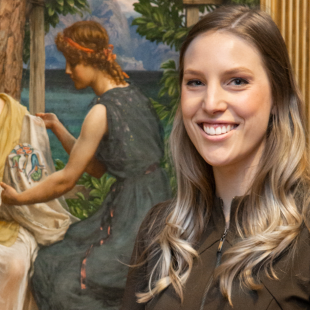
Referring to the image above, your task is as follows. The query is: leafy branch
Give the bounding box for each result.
[55,159,116,220]
[23,0,90,64]
[45,0,90,31]
[132,0,186,51]
[132,0,214,51]
[152,59,179,126]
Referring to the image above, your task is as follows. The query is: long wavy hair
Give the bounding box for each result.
[55,20,127,85]
[135,5,310,305]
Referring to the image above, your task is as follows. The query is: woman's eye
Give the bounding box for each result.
[186,80,204,87]
[230,78,248,86]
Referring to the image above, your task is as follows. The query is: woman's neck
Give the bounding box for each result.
[213,154,262,224]
[214,166,255,217]
[90,71,128,96]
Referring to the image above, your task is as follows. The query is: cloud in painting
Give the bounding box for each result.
[117,0,140,17]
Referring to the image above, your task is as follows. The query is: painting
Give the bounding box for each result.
[0,0,180,309]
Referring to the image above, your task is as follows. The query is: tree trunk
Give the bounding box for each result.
[0,0,27,100]
[29,4,45,114]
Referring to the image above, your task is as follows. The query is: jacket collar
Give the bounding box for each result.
[198,195,244,254]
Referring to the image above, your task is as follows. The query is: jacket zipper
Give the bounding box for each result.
[216,227,228,267]
[199,226,229,310]
[199,197,231,310]
[216,197,229,267]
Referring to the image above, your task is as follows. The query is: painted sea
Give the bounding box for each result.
[21,70,165,164]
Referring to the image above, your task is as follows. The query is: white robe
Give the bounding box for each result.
[0,115,79,310]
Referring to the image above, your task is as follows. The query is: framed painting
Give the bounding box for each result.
[0,0,181,309]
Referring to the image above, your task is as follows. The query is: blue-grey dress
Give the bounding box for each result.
[31,84,171,310]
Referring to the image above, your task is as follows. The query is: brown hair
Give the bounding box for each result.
[55,20,127,85]
[135,5,310,306]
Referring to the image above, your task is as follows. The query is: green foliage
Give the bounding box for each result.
[45,0,90,32]
[55,158,65,170]
[132,0,215,51]
[55,159,116,220]
[152,59,179,125]
[132,0,185,51]
[151,59,179,192]
[23,26,30,65]
[23,0,90,64]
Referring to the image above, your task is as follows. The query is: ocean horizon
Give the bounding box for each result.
[21,70,166,163]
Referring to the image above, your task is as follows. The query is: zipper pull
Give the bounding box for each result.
[217,227,228,253]
[216,227,228,268]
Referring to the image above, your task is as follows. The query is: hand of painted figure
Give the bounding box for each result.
[0,182,20,205]
[36,113,59,131]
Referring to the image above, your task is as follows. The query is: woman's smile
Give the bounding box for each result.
[200,123,239,136]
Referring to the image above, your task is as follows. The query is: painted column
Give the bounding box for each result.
[183,0,223,27]
[29,1,45,114]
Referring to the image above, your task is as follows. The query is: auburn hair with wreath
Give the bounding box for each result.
[55,20,128,85]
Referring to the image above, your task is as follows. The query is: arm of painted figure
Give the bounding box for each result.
[36,112,105,178]
[1,104,108,206]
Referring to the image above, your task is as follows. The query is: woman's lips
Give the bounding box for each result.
[201,123,238,136]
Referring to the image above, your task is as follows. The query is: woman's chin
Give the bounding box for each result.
[74,83,87,90]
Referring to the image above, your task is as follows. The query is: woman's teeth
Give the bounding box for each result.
[203,124,237,136]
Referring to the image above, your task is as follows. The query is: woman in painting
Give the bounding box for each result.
[1,21,170,310]
[121,5,310,310]
[0,93,77,310]
[0,93,35,310]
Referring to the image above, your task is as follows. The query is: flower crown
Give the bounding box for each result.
[64,37,129,78]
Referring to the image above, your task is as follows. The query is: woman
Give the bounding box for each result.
[0,94,77,310]
[0,93,36,310]
[1,21,170,309]
[121,5,310,310]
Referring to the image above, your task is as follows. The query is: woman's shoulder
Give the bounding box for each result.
[260,223,310,308]
[89,84,132,109]
[296,222,310,252]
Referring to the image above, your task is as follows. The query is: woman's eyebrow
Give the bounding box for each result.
[184,67,254,76]
[183,69,204,75]
[223,67,253,75]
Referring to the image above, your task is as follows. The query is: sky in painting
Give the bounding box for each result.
[117,0,140,17]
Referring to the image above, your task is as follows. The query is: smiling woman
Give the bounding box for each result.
[122,5,310,310]
[181,30,273,208]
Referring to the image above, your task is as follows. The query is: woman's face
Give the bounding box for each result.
[65,61,96,90]
[181,31,273,171]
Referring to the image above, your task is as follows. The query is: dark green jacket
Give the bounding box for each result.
[121,197,310,310]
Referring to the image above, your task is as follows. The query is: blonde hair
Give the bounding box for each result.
[55,21,127,85]
[134,5,310,305]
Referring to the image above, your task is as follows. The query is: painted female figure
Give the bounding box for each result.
[0,94,77,310]
[121,6,310,310]
[1,21,170,310]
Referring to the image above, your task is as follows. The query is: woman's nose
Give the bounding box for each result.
[202,83,227,115]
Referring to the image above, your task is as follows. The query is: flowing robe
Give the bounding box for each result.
[0,94,79,310]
